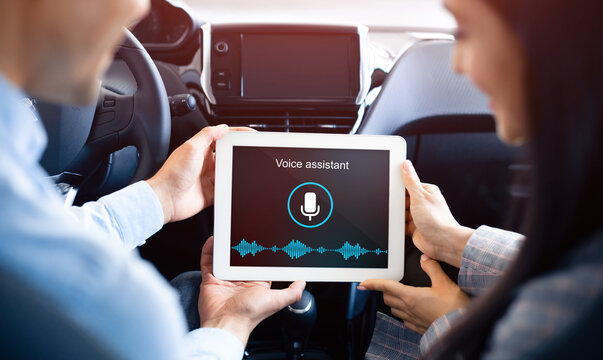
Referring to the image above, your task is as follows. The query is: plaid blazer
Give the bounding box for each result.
[366,225,603,359]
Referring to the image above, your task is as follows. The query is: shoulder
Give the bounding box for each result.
[0,156,187,359]
[483,232,603,359]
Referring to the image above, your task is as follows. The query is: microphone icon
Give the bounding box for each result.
[301,192,320,221]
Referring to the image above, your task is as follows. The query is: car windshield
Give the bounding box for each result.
[182,0,456,32]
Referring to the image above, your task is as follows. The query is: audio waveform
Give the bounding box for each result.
[232,239,387,261]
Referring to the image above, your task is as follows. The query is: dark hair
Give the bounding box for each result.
[427,0,603,358]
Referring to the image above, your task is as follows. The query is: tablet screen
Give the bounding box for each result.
[230,146,389,268]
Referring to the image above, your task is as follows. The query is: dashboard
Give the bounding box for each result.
[202,24,370,106]
[130,0,434,134]
[132,0,195,46]
[131,1,380,133]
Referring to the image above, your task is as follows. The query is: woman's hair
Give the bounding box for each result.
[428,0,603,358]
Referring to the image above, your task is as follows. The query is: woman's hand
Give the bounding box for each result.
[359,255,469,334]
[147,125,254,224]
[197,237,306,345]
[403,160,474,267]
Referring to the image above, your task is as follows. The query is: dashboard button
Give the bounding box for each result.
[103,98,116,108]
[214,41,229,55]
[214,70,230,78]
[214,80,231,90]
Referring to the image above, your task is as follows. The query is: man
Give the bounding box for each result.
[0,0,304,358]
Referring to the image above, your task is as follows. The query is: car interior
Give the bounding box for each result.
[17,0,530,358]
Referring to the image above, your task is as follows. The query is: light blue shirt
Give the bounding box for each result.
[0,74,244,359]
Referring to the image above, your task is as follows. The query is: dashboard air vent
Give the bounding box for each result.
[212,108,360,133]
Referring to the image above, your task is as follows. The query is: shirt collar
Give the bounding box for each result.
[0,72,48,164]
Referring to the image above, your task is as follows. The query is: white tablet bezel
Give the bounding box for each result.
[214,132,406,282]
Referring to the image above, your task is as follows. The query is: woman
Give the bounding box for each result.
[360,0,603,358]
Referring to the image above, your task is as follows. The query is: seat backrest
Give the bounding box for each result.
[359,40,492,136]
[0,267,116,360]
[358,40,521,230]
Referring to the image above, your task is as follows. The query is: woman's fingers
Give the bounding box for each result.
[383,292,413,311]
[362,280,421,312]
[401,319,424,334]
[390,308,426,334]
[401,160,425,199]
[391,307,410,321]
[420,255,450,287]
[407,217,416,235]
[358,279,408,296]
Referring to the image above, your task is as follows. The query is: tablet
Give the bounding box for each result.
[213,132,406,282]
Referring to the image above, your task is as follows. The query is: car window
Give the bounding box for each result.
[183,0,456,71]
[182,0,455,31]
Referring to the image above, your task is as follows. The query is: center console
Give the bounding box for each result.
[199,24,371,132]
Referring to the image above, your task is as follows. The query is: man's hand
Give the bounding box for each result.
[147,125,252,224]
[198,237,306,345]
[403,160,474,267]
[359,255,469,334]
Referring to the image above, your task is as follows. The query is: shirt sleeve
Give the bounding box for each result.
[183,328,245,360]
[481,235,603,359]
[1,77,243,360]
[419,308,466,357]
[0,162,245,360]
[66,181,164,249]
[458,225,524,296]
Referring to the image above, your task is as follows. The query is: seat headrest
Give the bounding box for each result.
[358,40,492,135]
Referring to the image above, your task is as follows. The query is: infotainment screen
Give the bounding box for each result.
[229,146,389,268]
[241,34,359,99]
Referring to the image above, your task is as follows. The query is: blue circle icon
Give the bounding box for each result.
[287,182,333,228]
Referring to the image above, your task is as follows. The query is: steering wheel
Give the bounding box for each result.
[40,29,170,190]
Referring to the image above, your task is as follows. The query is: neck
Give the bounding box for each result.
[0,2,28,89]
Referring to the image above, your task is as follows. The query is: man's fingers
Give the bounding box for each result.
[202,236,214,257]
[189,124,230,150]
[192,125,254,163]
[229,126,257,133]
[202,140,217,180]
[270,280,306,309]
[401,160,425,199]
[191,125,254,170]
[201,237,215,276]
[420,255,449,287]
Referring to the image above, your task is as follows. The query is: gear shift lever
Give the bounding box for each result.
[279,290,317,359]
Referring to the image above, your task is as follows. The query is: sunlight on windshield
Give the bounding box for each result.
[183,0,455,32]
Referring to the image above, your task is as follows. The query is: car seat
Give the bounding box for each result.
[357,40,523,288]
